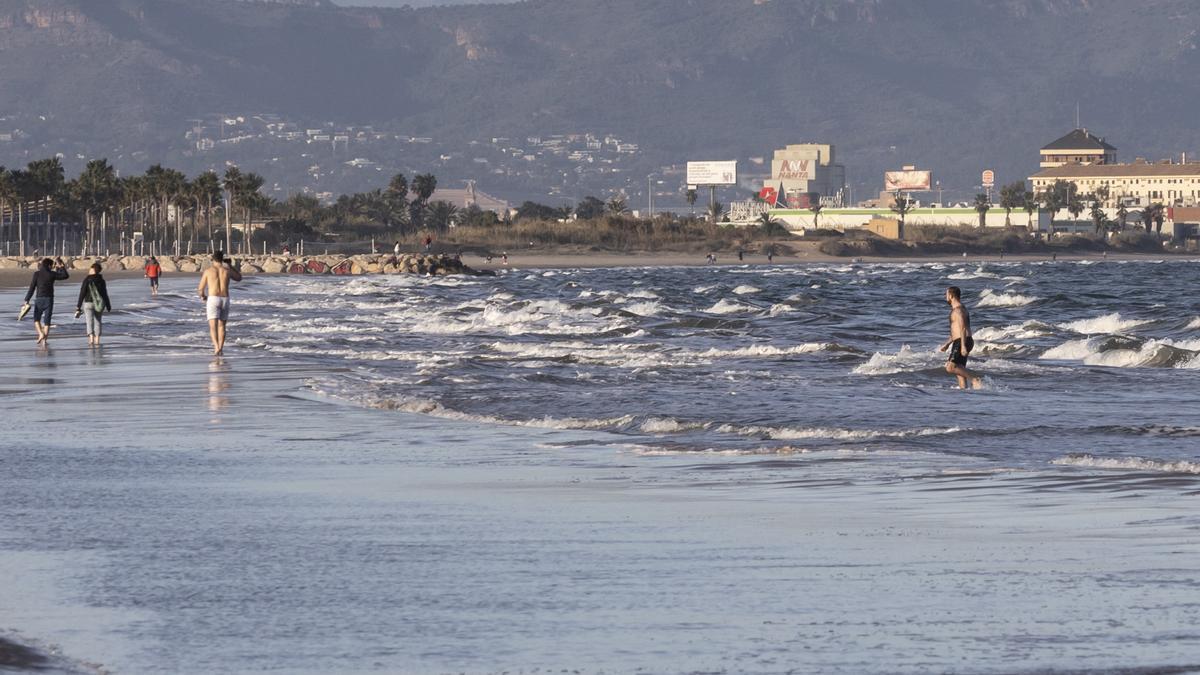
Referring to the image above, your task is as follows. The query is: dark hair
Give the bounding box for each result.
[91,262,102,273]
[947,286,962,300]
[213,251,225,263]
[41,258,53,269]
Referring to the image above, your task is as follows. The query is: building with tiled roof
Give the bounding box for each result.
[1039,128,1117,168]
[1030,159,1200,208]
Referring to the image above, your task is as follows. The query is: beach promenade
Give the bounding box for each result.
[1,276,1199,673]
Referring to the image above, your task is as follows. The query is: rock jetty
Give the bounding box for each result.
[0,253,490,277]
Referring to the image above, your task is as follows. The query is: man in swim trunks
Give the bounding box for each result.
[939,285,982,390]
[197,251,242,356]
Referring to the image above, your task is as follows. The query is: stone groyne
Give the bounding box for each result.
[0,253,489,276]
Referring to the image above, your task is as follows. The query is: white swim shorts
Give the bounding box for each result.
[206,295,231,321]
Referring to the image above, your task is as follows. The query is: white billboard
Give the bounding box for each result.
[687,161,737,186]
[884,170,932,191]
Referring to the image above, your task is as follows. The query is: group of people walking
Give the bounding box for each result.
[18,252,240,356]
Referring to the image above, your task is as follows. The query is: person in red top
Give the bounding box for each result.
[144,256,162,296]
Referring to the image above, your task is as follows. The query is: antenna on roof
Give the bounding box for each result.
[1075,102,1080,129]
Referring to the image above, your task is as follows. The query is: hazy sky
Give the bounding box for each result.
[331,0,516,6]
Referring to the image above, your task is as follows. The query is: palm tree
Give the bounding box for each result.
[26,157,65,247]
[758,211,787,237]
[808,201,824,230]
[426,200,458,231]
[973,193,991,229]
[685,188,697,216]
[1023,190,1037,231]
[889,191,912,227]
[999,181,1024,227]
[0,167,12,249]
[1066,188,1085,224]
[1089,197,1106,234]
[222,166,244,253]
[706,200,725,223]
[192,171,223,247]
[1115,202,1128,231]
[607,196,629,216]
[72,159,119,253]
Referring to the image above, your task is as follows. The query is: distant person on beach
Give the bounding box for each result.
[144,256,161,296]
[197,252,242,356]
[75,262,113,347]
[939,286,982,390]
[394,240,401,257]
[22,257,69,345]
[424,235,433,252]
[737,249,744,262]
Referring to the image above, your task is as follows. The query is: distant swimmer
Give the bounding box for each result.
[22,257,70,345]
[197,251,243,356]
[144,256,161,296]
[939,286,982,390]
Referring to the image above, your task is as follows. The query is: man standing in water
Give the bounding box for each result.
[939,286,982,390]
[22,257,69,345]
[197,252,242,356]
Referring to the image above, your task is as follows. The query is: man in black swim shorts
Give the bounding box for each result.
[939,286,982,390]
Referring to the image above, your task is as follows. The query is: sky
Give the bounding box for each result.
[331,0,515,6]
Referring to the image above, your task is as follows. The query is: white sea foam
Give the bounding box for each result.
[1059,312,1151,335]
[622,301,665,316]
[948,268,999,280]
[732,285,761,295]
[639,418,711,434]
[852,346,942,376]
[1187,317,1200,330]
[705,299,757,315]
[342,393,636,431]
[626,289,660,299]
[1052,454,1200,475]
[1041,338,1200,369]
[694,343,836,359]
[717,423,963,441]
[976,289,1039,308]
[973,321,1054,342]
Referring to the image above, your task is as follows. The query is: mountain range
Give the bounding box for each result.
[2,0,1200,201]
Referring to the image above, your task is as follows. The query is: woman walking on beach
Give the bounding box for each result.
[75,262,113,347]
[144,256,161,296]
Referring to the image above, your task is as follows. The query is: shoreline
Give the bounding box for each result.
[1,249,1193,290]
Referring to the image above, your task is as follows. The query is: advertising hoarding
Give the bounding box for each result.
[981,169,995,188]
[777,159,810,181]
[884,170,933,191]
[687,161,738,186]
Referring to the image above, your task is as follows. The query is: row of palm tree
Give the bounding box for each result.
[0,157,447,255]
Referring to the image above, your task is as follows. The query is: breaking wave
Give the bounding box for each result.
[1052,453,1200,475]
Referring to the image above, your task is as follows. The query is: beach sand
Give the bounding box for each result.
[2,276,1199,672]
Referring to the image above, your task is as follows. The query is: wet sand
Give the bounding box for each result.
[2,278,1200,673]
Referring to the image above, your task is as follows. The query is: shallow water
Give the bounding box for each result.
[3,262,1200,674]
[119,259,1200,476]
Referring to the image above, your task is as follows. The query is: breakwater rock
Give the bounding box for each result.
[0,253,491,277]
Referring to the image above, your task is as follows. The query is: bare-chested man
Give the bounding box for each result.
[197,251,242,356]
[938,286,982,390]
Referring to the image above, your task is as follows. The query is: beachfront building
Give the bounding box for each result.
[1029,161,1200,209]
[428,182,510,213]
[764,143,846,207]
[1039,128,1116,169]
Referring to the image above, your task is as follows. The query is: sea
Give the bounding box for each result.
[2,258,1200,674]
[145,259,1200,474]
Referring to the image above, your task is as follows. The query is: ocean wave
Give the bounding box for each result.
[1187,317,1200,330]
[1059,312,1151,335]
[973,321,1055,342]
[1040,337,1200,368]
[732,285,762,295]
[705,299,757,315]
[976,289,1039,308]
[621,301,666,317]
[326,390,636,431]
[852,346,943,376]
[948,268,999,280]
[716,423,963,441]
[639,417,712,434]
[693,343,847,359]
[1052,453,1200,475]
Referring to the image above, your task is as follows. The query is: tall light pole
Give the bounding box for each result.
[647,172,659,219]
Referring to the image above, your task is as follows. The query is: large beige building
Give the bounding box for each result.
[764,143,846,207]
[1039,128,1116,168]
[1030,161,1200,208]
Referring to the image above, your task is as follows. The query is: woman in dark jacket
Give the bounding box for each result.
[76,262,113,347]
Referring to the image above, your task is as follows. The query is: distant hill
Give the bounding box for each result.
[2,0,1200,199]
